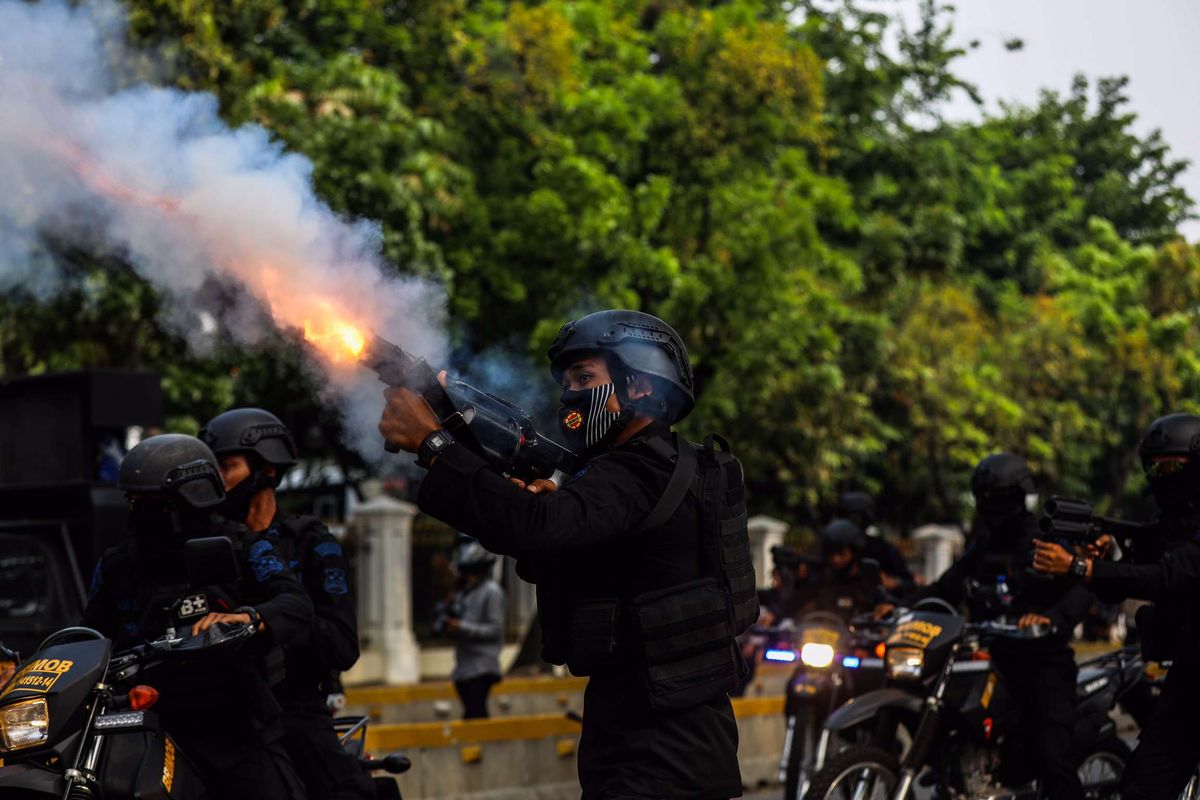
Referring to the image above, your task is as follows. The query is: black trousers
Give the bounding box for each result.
[454,673,500,719]
[282,710,376,800]
[1122,667,1200,800]
[577,670,742,800]
[994,647,1083,800]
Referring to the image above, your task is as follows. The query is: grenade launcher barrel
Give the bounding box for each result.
[362,335,578,483]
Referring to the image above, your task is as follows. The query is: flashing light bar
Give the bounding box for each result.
[764,648,798,663]
[842,656,861,669]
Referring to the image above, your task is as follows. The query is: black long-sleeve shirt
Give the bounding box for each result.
[1091,538,1200,667]
[907,512,1093,640]
[262,514,360,713]
[418,422,704,594]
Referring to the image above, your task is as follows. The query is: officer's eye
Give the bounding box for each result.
[578,373,592,386]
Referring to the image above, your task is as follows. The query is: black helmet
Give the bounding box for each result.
[118,434,225,509]
[1138,414,1200,515]
[819,518,866,557]
[547,310,695,422]
[970,453,1035,517]
[199,408,298,470]
[1138,413,1200,464]
[837,491,876,525]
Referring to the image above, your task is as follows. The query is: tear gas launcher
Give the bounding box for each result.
[1038,496,1150,543]
[363,335,578,483]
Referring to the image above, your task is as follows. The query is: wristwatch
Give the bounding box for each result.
[417,429,455,469]
[1069,556,1089,579]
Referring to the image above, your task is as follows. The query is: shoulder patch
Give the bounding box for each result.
[323,568,349,596]
[314,541,343,559]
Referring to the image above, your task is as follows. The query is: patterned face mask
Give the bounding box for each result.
[557,382,622,454]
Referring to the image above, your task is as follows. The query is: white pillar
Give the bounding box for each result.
[747,515,788,589]
[911,524,965,585]
[348,494,421,685]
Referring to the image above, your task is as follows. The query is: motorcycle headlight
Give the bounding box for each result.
[800,642,836,669]
[0,698,50,751]
[886,647,925,680]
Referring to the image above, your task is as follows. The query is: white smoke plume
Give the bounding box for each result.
[0,0,447,456]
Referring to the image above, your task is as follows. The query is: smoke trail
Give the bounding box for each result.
[0,0,447,456]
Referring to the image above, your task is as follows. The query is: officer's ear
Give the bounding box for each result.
[626,373,655,401]
[264,464,277,481]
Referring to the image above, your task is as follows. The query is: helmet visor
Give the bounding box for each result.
[1146,456,1191,479]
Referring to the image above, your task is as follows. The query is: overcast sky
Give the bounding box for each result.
[888,0,1200,239]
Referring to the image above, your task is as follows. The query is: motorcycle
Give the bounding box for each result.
[765,611,888,800]
[805,599,1143,800]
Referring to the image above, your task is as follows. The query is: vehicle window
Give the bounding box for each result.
[0,535,56,622]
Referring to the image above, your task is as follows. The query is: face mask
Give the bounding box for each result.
[215,469,270,525]
[129,498,210,551]
[558,383,623,455]
[1149,472,1197,517]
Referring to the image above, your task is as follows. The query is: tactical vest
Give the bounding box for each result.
[537,433,758,711]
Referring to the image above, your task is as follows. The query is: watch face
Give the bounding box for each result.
[430,434,446,448]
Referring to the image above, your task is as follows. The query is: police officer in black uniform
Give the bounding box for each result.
[200,408,373,800]
[883,453,1093,800]
[801,519,886,621]
[83,434,311,800]
[378,310,749,800]
[1034,414,1200,799]
[837,491,916,594]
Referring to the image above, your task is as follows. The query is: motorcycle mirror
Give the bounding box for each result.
[185,536,240,587]
[379,753,412,774]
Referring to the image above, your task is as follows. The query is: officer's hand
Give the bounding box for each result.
[378,385,441,454]
[1083,534,1115,560]
[1018,613,1052,630]
[1032,539,1073,575]
[873,603,895,620]
[444,617,461,633]
[191,611,254,637]
[509,477,559,495]
[0,659,15,690]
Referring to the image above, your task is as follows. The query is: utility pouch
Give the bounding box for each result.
[565,598,621,676]
[630,577,740,711]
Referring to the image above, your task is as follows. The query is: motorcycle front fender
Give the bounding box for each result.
[823,688,923,733]
[0,762,65,796]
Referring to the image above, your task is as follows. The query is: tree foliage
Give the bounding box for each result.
[3,0,1197,528]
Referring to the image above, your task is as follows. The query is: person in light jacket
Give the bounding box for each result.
[441,538,506,719]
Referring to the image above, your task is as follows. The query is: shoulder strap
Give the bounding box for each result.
[633,434,698,535]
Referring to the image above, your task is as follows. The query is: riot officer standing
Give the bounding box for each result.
[83,434,311,799]
[1034,414,1200,799]
[200,408,373,800]
[882,453,1093,800]
[378,310,750,799]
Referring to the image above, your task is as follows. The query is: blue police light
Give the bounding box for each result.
[842,656,861,669]
[765,648,798,663]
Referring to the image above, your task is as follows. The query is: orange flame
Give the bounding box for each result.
[39,134,375,365]
[300,303,368,363]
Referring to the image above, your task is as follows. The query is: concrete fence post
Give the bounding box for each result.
[910,524,965,585]
[747,515,788,588]
[347,493,421,685]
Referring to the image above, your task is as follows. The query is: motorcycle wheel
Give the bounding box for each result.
[804,744,900,800]
[1077,737,1130,800]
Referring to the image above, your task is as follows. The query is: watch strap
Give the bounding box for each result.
[417,429,455,469]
